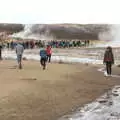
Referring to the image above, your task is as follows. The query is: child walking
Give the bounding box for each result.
[40,48,47,70]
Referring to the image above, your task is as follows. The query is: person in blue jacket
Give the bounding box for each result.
[40,48,47,70]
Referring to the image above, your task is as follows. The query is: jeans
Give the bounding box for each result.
[106,62,112,75]
[40,57,47,69]
[47,54,51,63]
[0,50,1,60]
[17,54,22,63]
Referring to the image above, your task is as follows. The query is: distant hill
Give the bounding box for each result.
[0,24,24,34]
[29,24,110,40]
[0,24,110,40]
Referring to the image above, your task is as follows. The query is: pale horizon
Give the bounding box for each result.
[0,0,120,24]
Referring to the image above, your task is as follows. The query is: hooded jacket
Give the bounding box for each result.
[103,50,114,64]
[40,49,47,58]
[16,44,24,55]
[46,46,52,55]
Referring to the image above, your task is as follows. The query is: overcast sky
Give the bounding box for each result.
[0,0,119,24]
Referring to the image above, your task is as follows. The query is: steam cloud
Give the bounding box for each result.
[97,24,120,47]
[10,24,56,40]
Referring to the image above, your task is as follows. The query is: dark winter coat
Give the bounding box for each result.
[103,50,114,64]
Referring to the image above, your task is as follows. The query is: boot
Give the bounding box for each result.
[19,63,22,69]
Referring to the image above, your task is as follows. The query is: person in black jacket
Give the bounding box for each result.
[103,46,114,76]
[0,44,2,60]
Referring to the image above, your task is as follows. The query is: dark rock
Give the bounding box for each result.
[117,64,120,67]
[21,78,37,80]
[98,99,108,103]
[108,101,113,106]
[85,63,89,66]
[58,60,64,64]
[23,57,27,60]
[112,93,119,96]
[115,87,120,89]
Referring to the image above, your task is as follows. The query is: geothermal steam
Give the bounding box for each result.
[98,24,120,47]
[10,24,55,40]
[10,24,120,47]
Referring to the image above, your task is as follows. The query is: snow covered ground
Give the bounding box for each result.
[58,68,120,120]
[59,85,120,120]
[2,49,102,65]
[2,48,120,64]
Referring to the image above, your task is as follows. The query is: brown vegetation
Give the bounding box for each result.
[0,24,24,34]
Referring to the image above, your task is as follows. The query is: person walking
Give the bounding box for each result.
[0,43,2,60]
[103,46,114,76]
[15,42,24,69]
[40,48,47,70]
[46,45,52,63]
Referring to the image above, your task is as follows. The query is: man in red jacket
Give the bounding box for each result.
[46,45,52,63]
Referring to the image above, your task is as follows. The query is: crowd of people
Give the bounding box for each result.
[15,42,115,76]
[15,42,115,75]
[1,39,91,50]
[0,39,115,76]
[47,40,90,48]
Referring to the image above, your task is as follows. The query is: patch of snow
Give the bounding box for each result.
[2,50,102,65]
[59,86,120,120]
[98,68,120,78]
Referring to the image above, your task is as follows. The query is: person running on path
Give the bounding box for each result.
[46,45,52,63]
[103,46,114,76]
[40,48,47,70]
[15,42,24,69]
